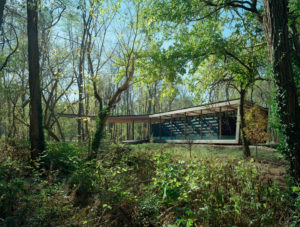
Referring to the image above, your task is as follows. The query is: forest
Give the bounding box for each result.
[0,0,300,226]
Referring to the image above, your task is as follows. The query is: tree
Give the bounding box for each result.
[0,0,19,72]
[141,2,268,157]
[67,0,144,155]
[142,0,300,180]
[262,0,300,180]
[27,0,45,159]
[186,27,268,157]
[76,2,89,143]
[244,104,269,157]
[0,0,6,30]
[90,18,139,154]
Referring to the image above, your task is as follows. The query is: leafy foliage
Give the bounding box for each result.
[41,142,85,176]
[2,141,298,226]
[244,104,269,145]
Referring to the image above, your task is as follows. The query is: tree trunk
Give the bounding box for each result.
[45,126,60,142]
[126,89,130,140]
[91,108,109,155]
[77,23,87,143]
[85,93,90,140]
[263,0,300,180]
[27,0,45,160]
[0,0,6,30]
[240,89,251,158]
[77,74,84,142]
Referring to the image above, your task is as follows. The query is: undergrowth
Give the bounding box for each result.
[0,140,299,226]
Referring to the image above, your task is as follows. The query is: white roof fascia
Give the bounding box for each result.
[149,99,240,118]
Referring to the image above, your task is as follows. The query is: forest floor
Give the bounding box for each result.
[1,140,298,226]
[130,143,288,187]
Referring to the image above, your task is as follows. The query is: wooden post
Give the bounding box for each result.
[184,113,187,139]
[120,123,123,140]
[200,110,203,139]
[132,120,135,140]
[110,123,112,140]
[113,122,116,141]
[149,118,152,140]
[235,106,241,143]
[219,107,222,139]
[142,123,144,140]
[114,122,116,140]
[159,117,162,140]
[126,123,129,140]
[170,115,173,139]
[143,123,146,140]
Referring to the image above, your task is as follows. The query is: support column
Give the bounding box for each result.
[132,120,135,140]
[235,106,241,143]
[200,110,203,139]
[113,122,116,141]
[219,107,222,139]
[184,113,187,139]
[159,117,162,140]
[170,115,173,139]
[126,123,129,140]
[149,118,152,140]
[120,123,123,141]
[143,123,146,140]
[110,123,112,140]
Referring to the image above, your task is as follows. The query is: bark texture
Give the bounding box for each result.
[240,89,251,158]
[91,108,108,155]
[0,0,6,30]
[263,0,300,180]
[91,59,135,153]
[27,0,45,159]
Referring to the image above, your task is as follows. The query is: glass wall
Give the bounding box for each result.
[221,111,237,139]
[152,110,237,141]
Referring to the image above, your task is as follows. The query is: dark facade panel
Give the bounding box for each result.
[221,111,237,139]
[152,111,237,141]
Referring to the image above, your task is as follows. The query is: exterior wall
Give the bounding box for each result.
[151,111,237,143]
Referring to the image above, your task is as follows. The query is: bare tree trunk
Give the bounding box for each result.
[21,76,27,140]
[85,93,90,140]
[263,0,300,180]
[240,89,251,158]
[153,82,157,113]
[27,0,45,160]
[0,0,6,30]
[147,87,152,114]
[77,13,89,143]
[126,89,130,139]
[77,69,84,142]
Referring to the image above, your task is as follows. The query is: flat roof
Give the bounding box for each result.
[107,115,150,123]
[149,99,240,119]
[58,99,249,123]
[57,113,151,123]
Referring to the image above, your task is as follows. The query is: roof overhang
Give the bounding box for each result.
[57,99,268,123]
[149,99,240,119]
[107,115,150,123]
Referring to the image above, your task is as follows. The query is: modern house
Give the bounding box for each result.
[60,99,267,144]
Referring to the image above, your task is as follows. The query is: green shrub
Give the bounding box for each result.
[0,143,75,226]
[146,152,295,226]
[41,142,85,176]
[0,141,298,226]
[0,157,27,224]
